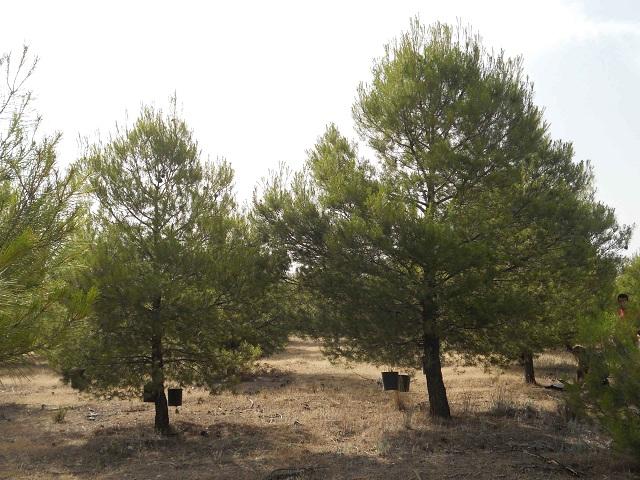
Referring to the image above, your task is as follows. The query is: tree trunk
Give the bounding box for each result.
[151,327,169,434]
[521,351,536,384]
[154,386,169,433]
[422,332,451,418]
[419,178,450,418]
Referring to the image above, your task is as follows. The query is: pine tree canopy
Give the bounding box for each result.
[255,21,629,417]
[56,100,290,432]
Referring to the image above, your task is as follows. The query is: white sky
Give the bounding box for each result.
[2,0,639,254]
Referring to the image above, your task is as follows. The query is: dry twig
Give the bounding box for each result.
[522,450,581,477]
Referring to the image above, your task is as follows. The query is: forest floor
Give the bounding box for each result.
[0,338,637,480]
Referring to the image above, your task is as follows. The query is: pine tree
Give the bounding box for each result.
[59,101,289,433]
[568,306,640,456]
[0,47,87,370]
[465,170,626,384]
[256,21,627,418]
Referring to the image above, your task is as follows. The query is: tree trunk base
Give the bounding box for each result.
[522,352,536,385]
[154,389,170,434]
[423,334,451,419]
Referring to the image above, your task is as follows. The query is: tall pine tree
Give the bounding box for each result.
[60,101,289,433]
[256,21,627,418]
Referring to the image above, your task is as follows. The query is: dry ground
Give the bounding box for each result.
[0,339,637,480]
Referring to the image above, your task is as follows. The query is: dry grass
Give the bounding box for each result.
[0,339,637,479]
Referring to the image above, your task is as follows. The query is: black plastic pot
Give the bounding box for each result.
[381,371,399,390]
[168,388,183,407]
[143,383,156,403]
[397,374,410,392]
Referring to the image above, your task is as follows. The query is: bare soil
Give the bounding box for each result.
[0,339,637,479]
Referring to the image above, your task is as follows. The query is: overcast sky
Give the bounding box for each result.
[2,0,639,254]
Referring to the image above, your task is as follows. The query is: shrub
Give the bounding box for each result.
[567,312,640,457]
[53,408,68,423]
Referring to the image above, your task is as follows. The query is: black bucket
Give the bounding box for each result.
[168,388,183,407]
[143,383,156,403]
[381,371,398,390]
[397,374,410,392]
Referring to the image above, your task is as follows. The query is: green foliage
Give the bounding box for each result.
[56,99,289,403]
[565,256,640,456]
[568,310,640,457]
[255,20,628,416]
[466,208,624,369]
[618,254,640,323]
[0,47,88,370]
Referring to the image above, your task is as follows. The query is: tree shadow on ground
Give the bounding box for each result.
[1,416,390,480]
[263,338,326,362]
[237,365,295,394]
[0,401,82,434]
[2,399,638,479]
[0,401,30,418]
[235,369,385,403]
[377,410,639,480]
